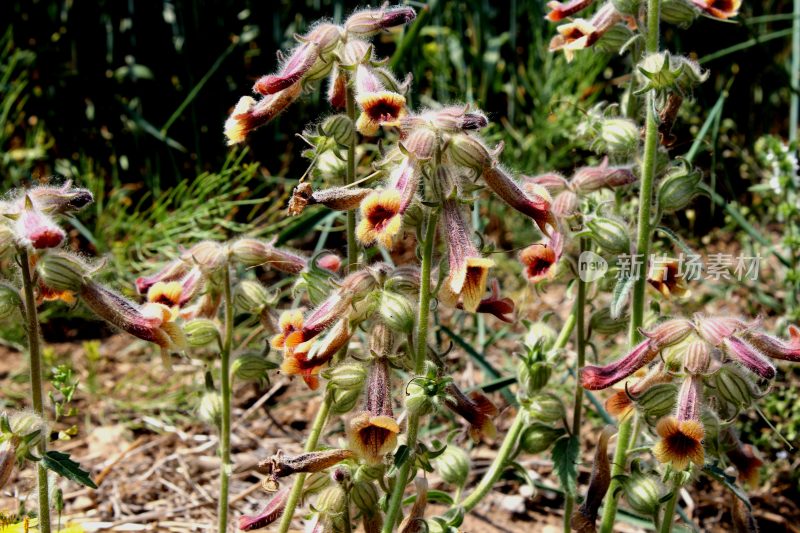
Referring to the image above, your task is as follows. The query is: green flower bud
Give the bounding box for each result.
[600,118,639,158]
[526,393,566,423]
[304,55,336,83]
[622,473,662,515]
[37,251,90,292]
[517,360,553,397]
[235,280,272,315]
[331,387,361,414]
[435,445,470,487]
[0,284,21,320]
[611,0,641,14]
[322,114,356,147]
[303,471,332,495]
[317,485,347,517]
[660,0,699,28]
[351,481,380,513]
[701,410,721,447]
[657,162,702,213]
[595,24,634,54]
[635,382,677,419]
[353,464,384,484]
[0,225,14,258]
[379,290,415,333]
[405,381,435,417]
[198,391,222,426]
[184,318,220,347]
[327,363,367,391]
[520,422,566,454]
[523,322,558,351]
[587,217,631,254]
[447,133,492,173]
[590,308,628,335]
[232,354,274,382]
[714,366,760,409]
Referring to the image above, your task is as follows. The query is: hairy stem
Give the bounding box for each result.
[602,0,661,530]
[18,248,51,533]
[277,390,333,533]
[382,207,439,532]
[658,485,680,533]
[563,239,588,532]
[345,78,358,274]
[218,267,234,533]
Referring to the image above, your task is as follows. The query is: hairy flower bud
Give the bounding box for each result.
[322,114,356,147]
[447,133,492,173]
[230,239,307,273]
[0,284,21,320]
[182,241,227,274]
[600,118,640,158]
[517,360,553,398]
[232,354,273,382]
[435,445,470,487]
[684,340,711,375]
[590,308,629,335]
[405,381,435,417]
[658,162,702,213]
[572,161,636,193]
[526,393,566,423]
[610,0,641,14]
[635,382,678,420]
[519,422,566,454]
[379,290,415,333]
[622,471,662,515]
[586,217,631,254]
[235,280,272,315]
[184,318,220,347]
[198,391,222,426]
[0,224,14,258]
[332,387,362,414]
[713,366,762,409]
[351,480,380,513]
[327,363,368,391]
[660,0,700,27]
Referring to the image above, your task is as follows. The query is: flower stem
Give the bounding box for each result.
[563,239,589,533]
[658,485,680,533]
[602,1,661,530]
[218,267,234,533]
[18,248,51,533]
[277,390,333,533]
[345,77,358,274]
[381,207,439,532]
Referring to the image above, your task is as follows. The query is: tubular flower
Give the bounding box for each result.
[271,309,306,352]
[344,6,416,37]
[689,0,741,19]
[281,319,351,390]
[549,3,624,62]
[135,258,190,294]
[571,159,637,193]
[256,449,354,483]
[14,197,65,250]
[147,281,183,308]
[27,181,93,215]
[647,258,687,298]
[571,426,614,533]
[469,279,515,323]
[722,336,776,380]
[224,83,303,145]
[722,428,763,487]
[439,199,495,312]
[356,189,404,248]
[354,65,407,136]
[653,375,705,470]
[482,166,555,234]
[79,280,186,357]
[519,232,564,284]
[402,105,488,133]
[546,0,595,21]
[239,487,291,531]
[398,477,429,533]
[230,238,308,273]
[444,383,499,442]
[348,358,400,464]
[742,325,800,362]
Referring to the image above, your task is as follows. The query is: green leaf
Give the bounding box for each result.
[610,273,635,319]
[42,451,98,489]
[703,463,752,510]
[393,444,411,469]
[551,435,579,496]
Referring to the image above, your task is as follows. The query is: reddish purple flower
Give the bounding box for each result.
[14,196,65,250]
[444,383,498,442]
[344,6,417,36]
[239,487,291,531]
[136,258,190,295]
[467,279,515,323]
[482,166,555,234]
[742,326,800,362]
[581,339,660,391]
[723,336,776,380]
[545,0,595,21]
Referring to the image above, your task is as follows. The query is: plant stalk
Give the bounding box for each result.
[218,267,234,533]
[658,486,680,533]
[18,248,51,533]
[791,0,799,147]
[345,77,358,274]
[563,239,589,533]
[278,391,333,533]
[602,0,661,530]
[381,207,439,532]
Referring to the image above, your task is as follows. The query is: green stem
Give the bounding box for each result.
[19,249,51,533]
[603,4,661,531]
[563,239,589,533]
[381,207,439,533]
[218,267,234,533]
[658,486,680,533]
[459,414,526,512]
[791,0,799,146]
[345,78,358,274]
[278,391,333,533]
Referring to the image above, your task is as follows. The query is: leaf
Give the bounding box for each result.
[393,444,410,469]
[610,273,635,319]
[703,463,752,510]
[551,435,579,496]
[42,450,98,489]
[655,226,698,259]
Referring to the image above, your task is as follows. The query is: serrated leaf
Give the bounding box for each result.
[551,435,579,496]
[42,450,98,489]
[610,273,635,319]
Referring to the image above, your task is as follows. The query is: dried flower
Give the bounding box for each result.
[571,426,614,533]
[348,358,400,463]
[27,182,93,214]
[470,279,515,323]
[444,383,498,442]
[257,449,354,482]
[439,199,495,312]
[398,477,429,533]
[239,487,290,531]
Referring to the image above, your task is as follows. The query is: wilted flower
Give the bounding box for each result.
[520,232,564,284]
[282,319,351,389]
[689,0,741,19]
[354,65,407,136]
[652,375,705,470]
[27,181,93,214]
[571,158,636,193]
[239,487,291,531]
[256,449,354,483]
[135,258,190,294]
[549,3,624,62]
[348,358,400,463]
[288,182,372,215]
[722,428,763,487]
[439,199,495,312]
[444,383,498,442]
[571,426,614,532]
[398,477,428,533]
